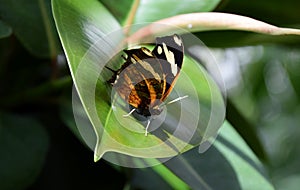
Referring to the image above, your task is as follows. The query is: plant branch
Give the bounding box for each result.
[127,12,300,44]
[123,0,140,36]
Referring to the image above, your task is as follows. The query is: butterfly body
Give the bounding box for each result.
[108,34,184,121]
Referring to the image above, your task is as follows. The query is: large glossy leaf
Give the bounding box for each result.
[0,113,49,190]
[0,20,12,38]
[0,0,60,57]
[52,0,122,74]
[52,0,121,158]
[100,0,134,24]
[55,0,300,163]
[93,55,225,162]
[130,122,274,190]
[226,100,267,161]
[52,0,123,157]
[53,0,225,162]
[60,97,274,189]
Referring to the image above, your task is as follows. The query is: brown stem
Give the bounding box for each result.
[123,0,140,36]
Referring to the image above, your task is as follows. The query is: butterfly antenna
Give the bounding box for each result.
[166,95,188,105]
[159,95,188,108]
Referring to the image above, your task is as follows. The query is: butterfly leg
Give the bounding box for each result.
[145,120,151,136]
[123,108,136,117]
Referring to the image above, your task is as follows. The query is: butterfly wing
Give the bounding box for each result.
[108,34,184,118]
[111,48,165,116]
[152,34,184,101]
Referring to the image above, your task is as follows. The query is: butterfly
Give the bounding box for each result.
[106,34,185,135]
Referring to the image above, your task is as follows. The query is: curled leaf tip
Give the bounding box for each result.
[94,154,101,162]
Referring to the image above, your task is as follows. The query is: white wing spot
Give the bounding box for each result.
[173,35,182,46]
[157,46,162,54]
[162,43,177,76]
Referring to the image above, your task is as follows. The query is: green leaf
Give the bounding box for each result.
[210,121,273,190]
[131,122,274,190]
[53,0,225,161]
[0,113,49,190]
[131,0,221,24]
[0,0,60,57]
[52,0,122,72]
[52,0,122,157]
[130,167,189,190]
[0,20,12,38]
[101,0,221,25]
[226,100,268,161]
[93,55,225,161]
[52,0,123,157]
[100,0,134,24]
